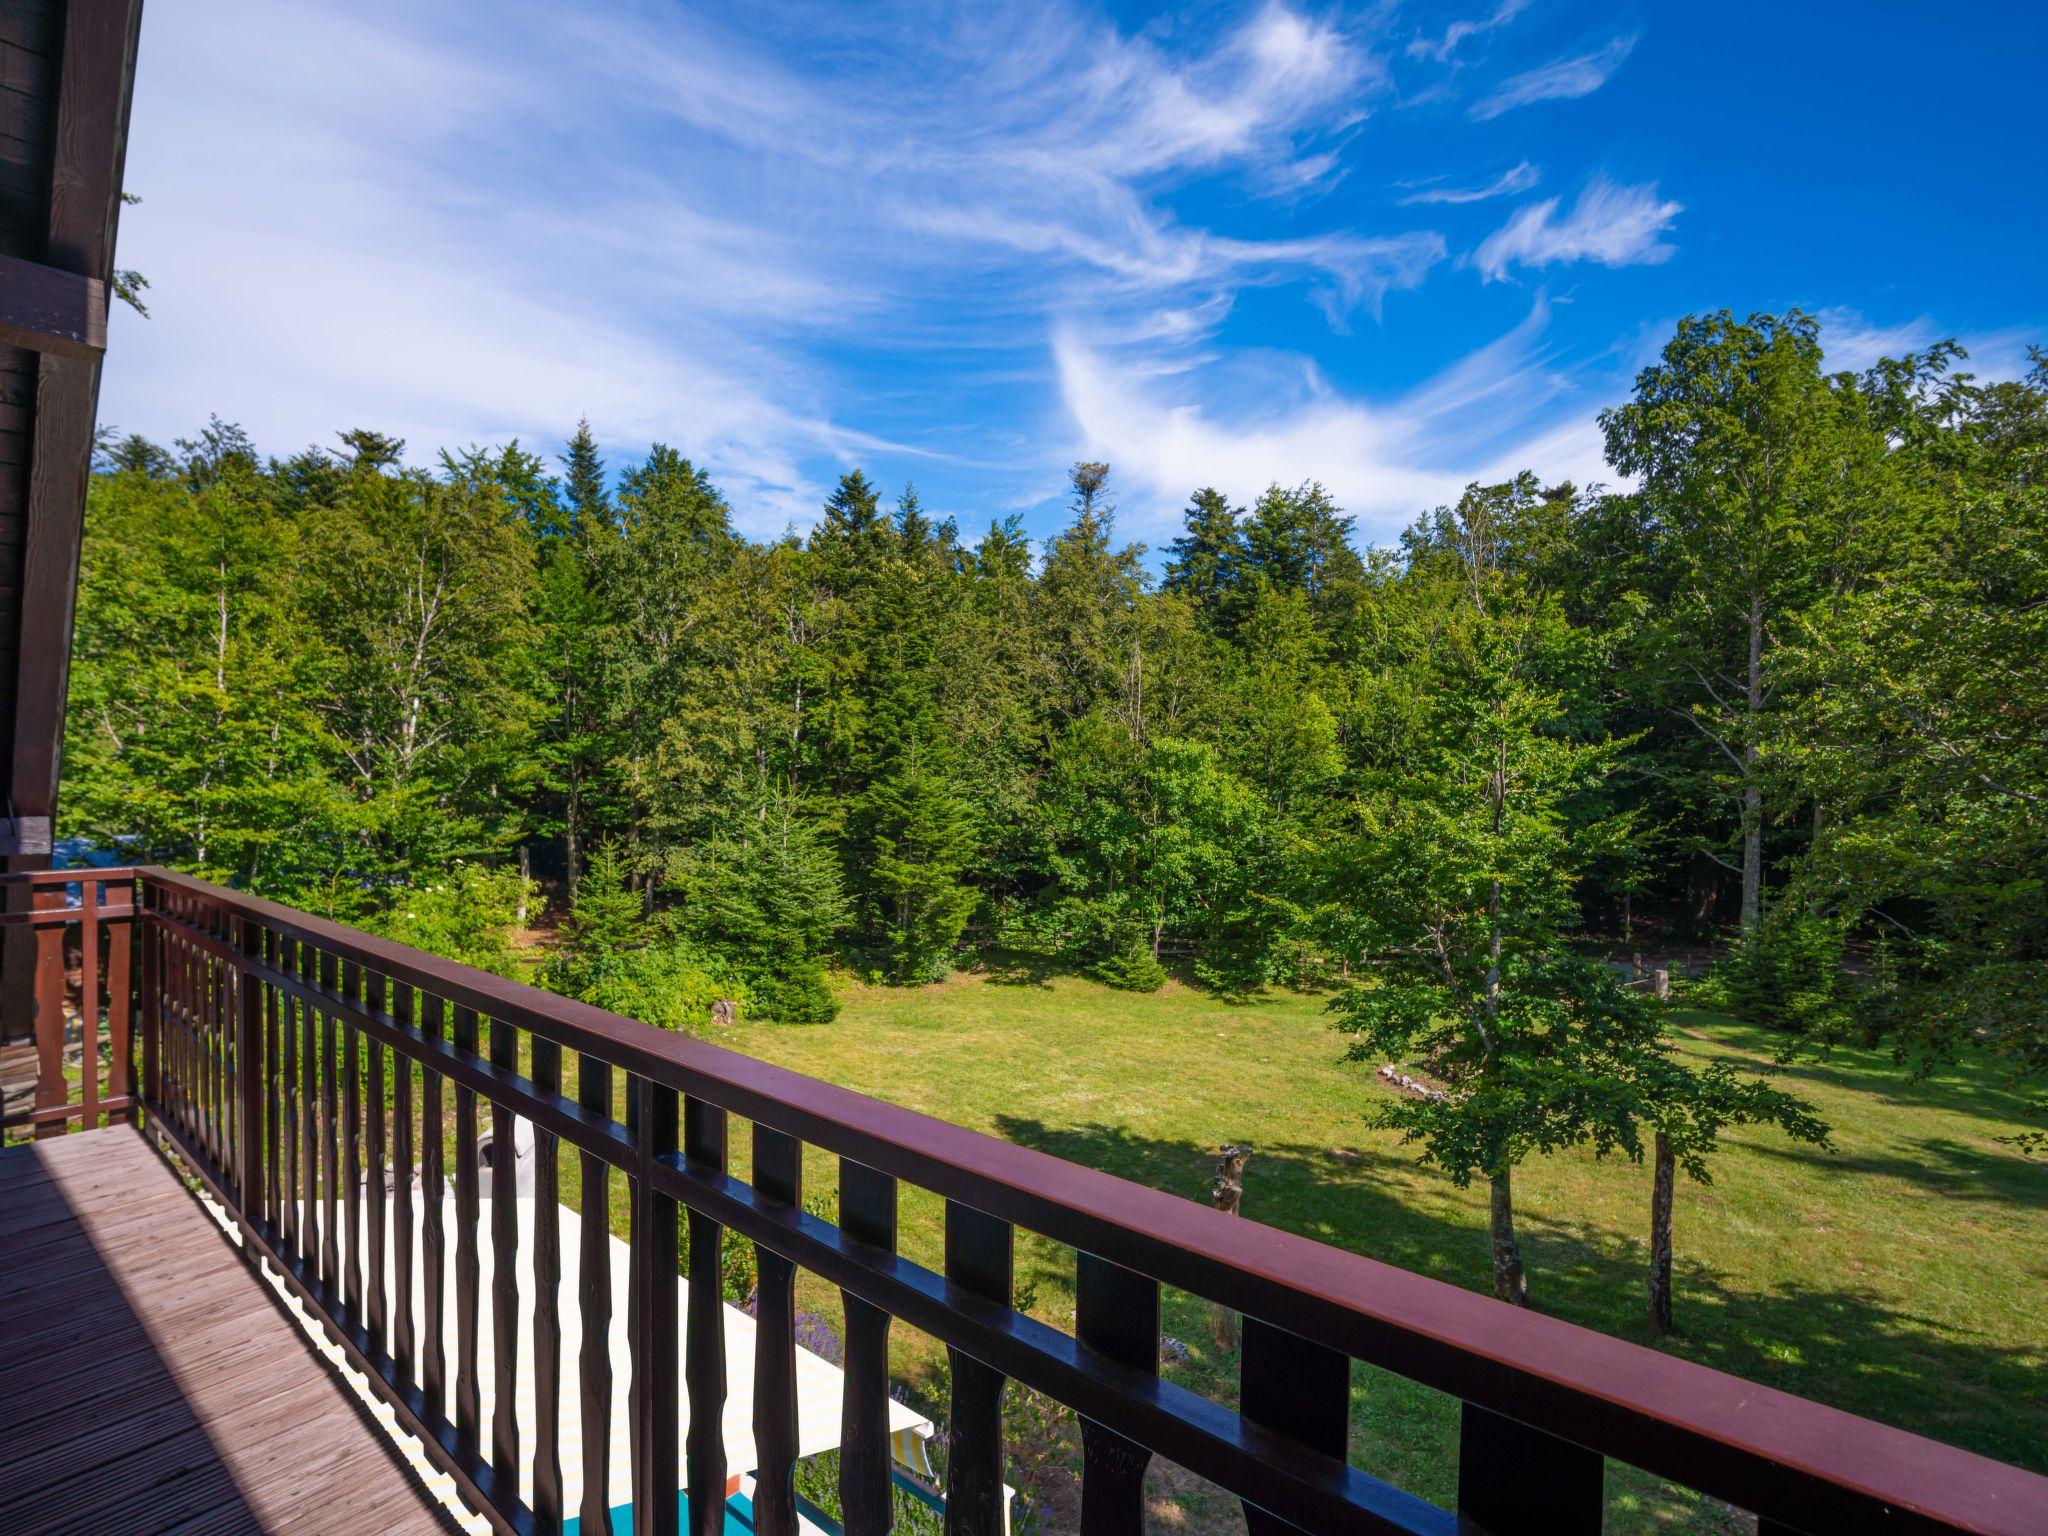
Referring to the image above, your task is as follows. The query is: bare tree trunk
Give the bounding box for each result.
[515,844,531,925]
[1490,1169,1528,1306]
[1209,1145,1253,1348]
[1648,1131,1675,1335]
[1740,588,1765,934]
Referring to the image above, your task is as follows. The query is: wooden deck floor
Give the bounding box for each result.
[0,1125,457,1536]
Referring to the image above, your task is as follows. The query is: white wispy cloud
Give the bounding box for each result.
[1472,177,1682,281]
[1469,35,1636,120]
[1399,160,1540,205]
[1054,297,1615,540]
[105,0,1685,542]
[1407,0,1532,64]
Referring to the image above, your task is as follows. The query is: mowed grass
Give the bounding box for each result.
[689,961,2047,1534]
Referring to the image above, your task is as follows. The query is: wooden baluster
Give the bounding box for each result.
[1238,1319,1350,1536]
[630,1078,681,1536]
[422,993,449,1421]
[218,909,233,1172]
[531,1034,565,1529]
[839,1159,898,1536]
[1456,1403,1603,1536]
[454,1003,483,1463]
[342,960,364,1318]
[107,889,132,1125]
[139,881,159,1113]
[320,951,342,1302]
[188,903,205,1152]
[300,943,320,1276]
[685,1098,729,1536]
[393,980,417,1389]
[210,906,226,1167]
[578,1053,615,1536]
[180,907,195,1136]
[944,1203,1014,1536]
[490,1017,521,1487]
[28,887,63,1139]
[366,971,389,1354]
[751,1126,803,1536]
[79,880,99,1130]
[180,914,196,1136]
[236,913,263,1221]
[280,941,300,1262]
[262,926,280,1232]
[1076,1255,1158,1536]
[205,912,219,1154]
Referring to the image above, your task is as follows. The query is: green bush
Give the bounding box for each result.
[563,940,745,1033]
[1709,907,1853,1034]
[370,863,531,977]
[1091,943,1168,992]
[744,960,839,1024]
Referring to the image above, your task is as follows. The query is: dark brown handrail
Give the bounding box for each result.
[110,865,2048,1536]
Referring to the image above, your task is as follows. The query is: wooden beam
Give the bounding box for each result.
[8,0,145,824]
[0,814,52,856]
[0,253,107,358]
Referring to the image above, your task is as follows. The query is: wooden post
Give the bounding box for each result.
[1654,967,1671,1001]
[236,913,263,1214]
[1209,1144,1252,1351]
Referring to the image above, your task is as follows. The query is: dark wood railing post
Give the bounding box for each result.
[631,1076,682,1536]
[78,877,100,1129]
[1076,1254,1157,1536]
[578,1051,615,1535]
[684,1096,729,1536]
[1456,1403,1603,1535]
[138,877,159,1111]
[29,883,64,1139]
[236,911,263,1216]
[751,1126,803,1536]
[489,1016,521,1490]
[839,1159,898,1536]
[943,1202,1014,1536]
[1238,1319,1351,1536]
[531,1034,565,1528]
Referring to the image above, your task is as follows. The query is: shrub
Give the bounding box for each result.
[1091,943,1168,992]
[559,940,745,1033]
[370,862,531,977]
[745,960,840,1024]
[1709,906,1853,1034]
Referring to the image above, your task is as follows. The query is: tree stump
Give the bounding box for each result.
[710,997,738,1027]
[1209,1144,1252,1351]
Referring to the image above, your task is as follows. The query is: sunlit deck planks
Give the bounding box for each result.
[0,1124,456,1535]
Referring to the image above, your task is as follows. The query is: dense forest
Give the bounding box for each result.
[64,310,2048,1288]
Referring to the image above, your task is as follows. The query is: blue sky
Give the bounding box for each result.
[103,0,2047,548]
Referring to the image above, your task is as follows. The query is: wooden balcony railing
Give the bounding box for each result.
[5,863,2045,1536]
[0,867,135,1138]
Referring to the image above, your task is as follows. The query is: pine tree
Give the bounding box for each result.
[896,482,932,556]
[560,417,609,541]
[1163,486,1247,629]
[866,751,979,981]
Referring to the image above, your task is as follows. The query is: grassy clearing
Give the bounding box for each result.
[688,960,2047,1534]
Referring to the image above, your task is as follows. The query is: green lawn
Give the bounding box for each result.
[694,962,2047,1535]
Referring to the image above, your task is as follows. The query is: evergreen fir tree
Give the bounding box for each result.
[1163,486,1247,628]
[559,417,609,541]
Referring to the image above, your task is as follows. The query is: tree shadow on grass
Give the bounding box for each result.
[990,1114,2048,1483]
[1667,1014,2045,1132]
[970,948,1067,989]
[1746,1133,2047,1205]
